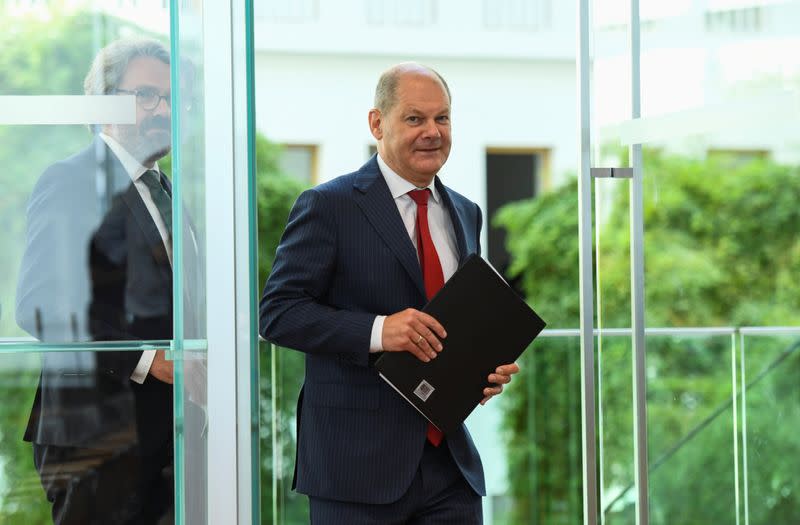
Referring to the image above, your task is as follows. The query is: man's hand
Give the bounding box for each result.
[480,362,520,405]
[148,349,174,384]
[382,308,446,362]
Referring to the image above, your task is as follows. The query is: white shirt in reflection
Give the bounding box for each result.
[98,132,167,384]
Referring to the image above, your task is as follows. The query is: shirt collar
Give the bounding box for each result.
[99,132,160,182]
[376,153,440,204]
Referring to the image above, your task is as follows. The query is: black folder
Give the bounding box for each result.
[374,254,546,434]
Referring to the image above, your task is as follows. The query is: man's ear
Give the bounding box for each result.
[368,109,383,140]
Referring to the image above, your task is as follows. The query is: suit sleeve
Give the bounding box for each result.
[259,188,374,367]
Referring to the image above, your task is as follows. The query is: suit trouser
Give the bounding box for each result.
[309,439,482,525]
[32,440,173,525]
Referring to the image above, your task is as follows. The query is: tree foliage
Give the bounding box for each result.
[253,136,310,525]
[496,151,800,524]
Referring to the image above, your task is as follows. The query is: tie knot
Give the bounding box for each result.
[408,188,430,207]
[141,169,162,191]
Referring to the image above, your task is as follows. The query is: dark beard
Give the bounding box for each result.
[139,133,171,165]
[114,119,171,165]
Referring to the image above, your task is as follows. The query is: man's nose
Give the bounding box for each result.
[421,119,441,139]
[153,96,170,115]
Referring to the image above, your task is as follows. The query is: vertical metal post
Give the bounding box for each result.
[204,0,256,523]
[731,332,741,525]
[628,0,649,523]
[577,0,599,523]
[168,2,185,523]
[233,0,258,523]
[739,331,750,525]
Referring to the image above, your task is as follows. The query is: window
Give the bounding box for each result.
[256,0,318,23]
[483,0,553,32]
[485,148,550,294]
[705,7,763,33]
[278,144,318,185]
[366,0,437,27]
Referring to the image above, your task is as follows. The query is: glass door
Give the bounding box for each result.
[0,3,181,524]
[587,0,800,524]
[0,2,260,523]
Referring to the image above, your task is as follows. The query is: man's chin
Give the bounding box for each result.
[134,140,171,165]
[144,146,171,165]
[412,159,445,176]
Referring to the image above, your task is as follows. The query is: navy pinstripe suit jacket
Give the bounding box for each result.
[259,155,486,504]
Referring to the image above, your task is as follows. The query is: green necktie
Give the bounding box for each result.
[141,169,172,234]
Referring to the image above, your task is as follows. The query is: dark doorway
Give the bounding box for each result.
[486,150,541,295]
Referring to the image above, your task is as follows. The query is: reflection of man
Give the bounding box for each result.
[16,38,176,524]
[260,63,520,524]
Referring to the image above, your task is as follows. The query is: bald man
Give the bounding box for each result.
[260,63,520,524]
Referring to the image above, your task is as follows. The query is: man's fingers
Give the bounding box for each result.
[382,308,446,361]
[480,364,519,405]
[480,385,503,405]
[410,322,443,352]
[416,311,447,339]
[488,373,512,384]
[409,331,438,360]
[495,363,520,375]
[483,385,503,397]
[408,341,432,362]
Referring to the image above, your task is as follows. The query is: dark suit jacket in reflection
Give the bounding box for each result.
[16,137,173,455]
[260,155,487,505]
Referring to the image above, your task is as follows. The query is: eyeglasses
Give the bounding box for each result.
[115,88,171,111]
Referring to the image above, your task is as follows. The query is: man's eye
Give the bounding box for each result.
[137,88,159,98]
[407,116,420,123]
[436,116,450,123]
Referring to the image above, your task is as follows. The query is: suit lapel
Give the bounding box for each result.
[108,151,173,286]
[435,177,470,267]
[353,158,426,298]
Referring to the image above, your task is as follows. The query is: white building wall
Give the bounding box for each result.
[253,53,577,208]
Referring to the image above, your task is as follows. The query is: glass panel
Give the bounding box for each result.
[470,335,582,524]
[170,1,208,524]
[0,3,178,523]
[255,1,580,523]
[596,334,635,524]
[257,135,309,523]
[262,342,308,524]
[590,1,637,522]
[0,351,63,523]
[741,333,800,523]
[646,333,737,524]
[637,0,800,523]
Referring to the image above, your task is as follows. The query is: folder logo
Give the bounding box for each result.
[413,380,435,402]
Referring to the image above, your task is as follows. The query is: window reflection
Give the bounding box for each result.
[14,38,178,525]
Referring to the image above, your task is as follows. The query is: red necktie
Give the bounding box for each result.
[408,189,445,447]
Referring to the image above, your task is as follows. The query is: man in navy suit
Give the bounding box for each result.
[260,63,520,524]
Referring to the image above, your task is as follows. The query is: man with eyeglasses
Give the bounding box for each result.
[16,38,179,524]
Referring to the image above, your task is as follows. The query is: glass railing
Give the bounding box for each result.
[600,328,800,525]
[261,327,800,524]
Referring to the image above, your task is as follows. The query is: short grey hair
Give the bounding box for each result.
[83,38,169,95]
[374,62,451,114]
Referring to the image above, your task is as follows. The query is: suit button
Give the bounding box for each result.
[108,369,116,375]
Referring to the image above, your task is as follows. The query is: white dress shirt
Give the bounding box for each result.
[99,133,169,383]
[369,154,460,352]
